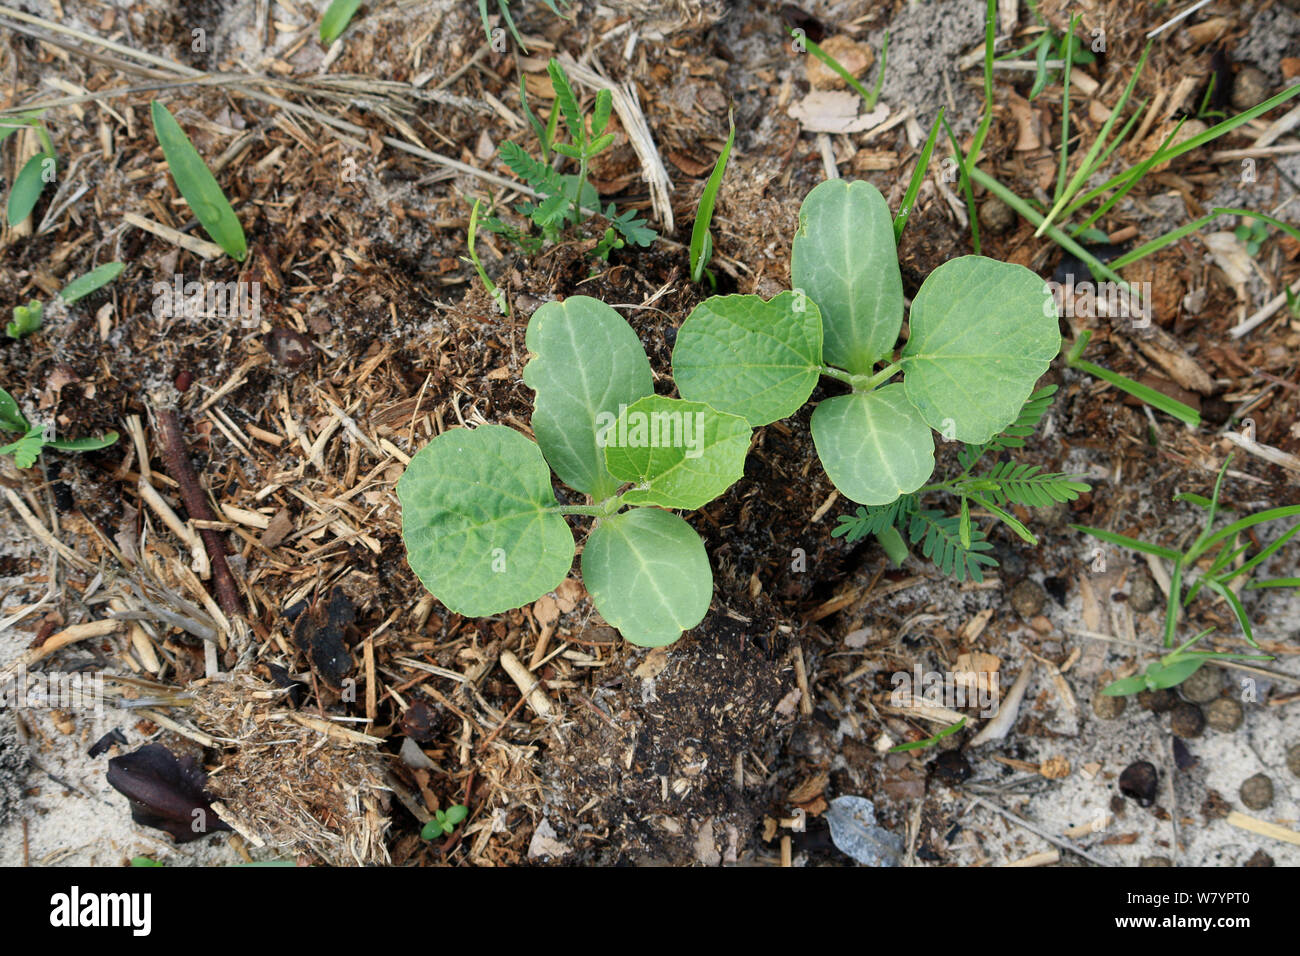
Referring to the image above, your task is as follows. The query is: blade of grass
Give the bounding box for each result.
[150,101,247,261]
[689,112,735,284]
[6,151,53,227]
[60,262,124,303]
[967,0,998,165]
[1053,15,1077,205]
[1185,506,1300,563]
[941,115,980,254]
[784,27,875,107]
[1070,523,1182,561]
[320,0,362,44]
[894,107,945,242]
[1037,40,1151,236]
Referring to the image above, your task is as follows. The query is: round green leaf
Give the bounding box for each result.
[524,296,654,500]
[672,292,821,426]
[603,396,751,510]
[581,508,711,647]
[810,384,934,505]
[901,256,1059,444]
[790,179,903,375]
[398,425,574,618]
[443,804,469,826]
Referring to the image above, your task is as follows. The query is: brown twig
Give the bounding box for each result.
[156,406,245,622]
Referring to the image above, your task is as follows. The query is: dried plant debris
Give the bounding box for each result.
[106,744,231,844]
[0,714,28,828]
[190,674,390,866]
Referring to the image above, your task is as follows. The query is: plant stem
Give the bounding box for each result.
[859,361,902,391]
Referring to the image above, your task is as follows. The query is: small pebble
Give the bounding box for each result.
[1092,688,1127,720]
[1288,743,1300,778]
[1009,578,1046,618]
[1245,849,1274,867]
[1231,66,1271,112]
[1137,688,1177,714]
[978,196,1016,234]
[1139,856,1173,867]
[929,749,971,785]
[1119,760,1159,806]
[1179,665,1222,704]
[1128,571,1160,613]
[1205,697,1243,733]
[1170,702,1205,739]
[1240,773,1274,810]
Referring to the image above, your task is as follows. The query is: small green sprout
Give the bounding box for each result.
[421,805,469,840]
[150,101,247,261]
[479,0,572,52]
[1102,628,1268,697]
[6,301,41,340]
[688,113,734,287]
[0,386,118,469]
[1066,330,1201,426]
[484,58,655,254]
[889,717,965,753]
[1234,219,1270,257]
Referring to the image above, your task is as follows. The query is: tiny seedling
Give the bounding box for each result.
[889,717,965,753]
[463,198,509,315]
[319,0,363,44]
[672,178,1061,515]
[399,296,752,648]
[0,386,118,469]
[150,101,247,261]
[485,59,655,252]
[6,263,124,340]
[6,301,41,340]
[688,113,735,287]
[3,111,56,228]
[420,804,469,840]
[1076,453,1300,655]
[1101,627,1267,697]
[1234,219,1269,257]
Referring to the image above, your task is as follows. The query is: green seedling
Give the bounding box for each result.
[6,263,124,340]
[398,296,752,648]
[420,804,469,840]
[150,101,247,261]
[0,386,118,469]
[320,0,363,44]
[4,111,56,228]
[485,59,655,253]
[1234,219,1270,257]
[688,113,735,287]
[672,179,1061,518]
[1101,628,1268,697]
[1076,453,1300,651]
[6,301,41,340]
[463,198,509,315]
[834,386,1090,581]
[889,717,965,753]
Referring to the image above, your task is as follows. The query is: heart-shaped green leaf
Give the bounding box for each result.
[150,101,248,261]
[790,179,903,375]
[603,396,751,510]
[581,508,711,647]
[524,296,654,500]
[672,292,821,426]
[901,256,1059,444]
[810,384,934,505]
[398,425,575,618]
